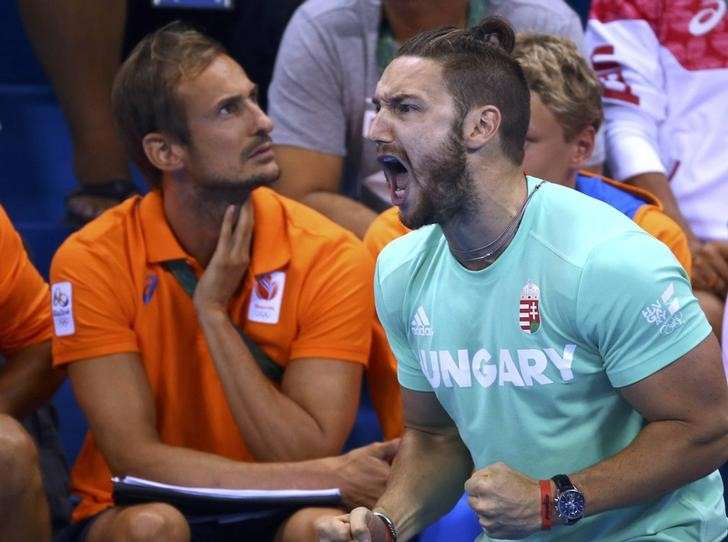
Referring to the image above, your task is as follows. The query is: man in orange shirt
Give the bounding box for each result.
[0,205,66,541]
[51,23,395,542]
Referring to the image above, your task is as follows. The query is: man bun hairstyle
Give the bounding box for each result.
[396,16,529,165]
[469,17,516,53]
[111,21,226,187]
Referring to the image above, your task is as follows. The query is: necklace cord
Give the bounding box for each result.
[449,178,543,263]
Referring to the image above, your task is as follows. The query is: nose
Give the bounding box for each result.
[250,100,274,135]
[366,110,393,144]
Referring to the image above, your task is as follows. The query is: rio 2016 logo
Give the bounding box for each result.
[53,288,69,307]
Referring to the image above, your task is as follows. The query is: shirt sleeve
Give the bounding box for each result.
[267,7,347,157]
[576,230,711,388]
[585,0,667,180]
[0,207,51,356]
[50,238,139,366]
[374,258,432,392]
[290,237,373,365]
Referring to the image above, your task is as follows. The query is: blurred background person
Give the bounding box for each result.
[586,0,728,340]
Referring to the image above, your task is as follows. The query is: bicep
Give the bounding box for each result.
[273,145,343,198]
[620,334,728,425]
[402,388,457,435]
[68,351,159,473]
[282,357,363,447]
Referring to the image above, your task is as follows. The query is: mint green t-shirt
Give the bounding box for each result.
[375,177,727,542]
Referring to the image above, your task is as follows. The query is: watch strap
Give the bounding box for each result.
[551,474,575,494]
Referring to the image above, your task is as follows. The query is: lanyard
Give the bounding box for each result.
[163,260,285,383]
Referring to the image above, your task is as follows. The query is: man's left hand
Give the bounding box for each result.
[464,462,542,539]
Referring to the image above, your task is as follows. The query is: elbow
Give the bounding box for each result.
[103,439,162,478]
[690,410,728,468]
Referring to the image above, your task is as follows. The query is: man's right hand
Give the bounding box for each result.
[316,507,392,542]
[332,439,400,509]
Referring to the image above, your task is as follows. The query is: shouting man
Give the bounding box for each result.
[317,17,728,542]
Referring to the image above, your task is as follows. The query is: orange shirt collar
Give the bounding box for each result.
[140,190,190,264]
[249,187,291,276]
[140,187,291,274]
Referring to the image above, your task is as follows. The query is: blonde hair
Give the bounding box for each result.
[513,33,602,141]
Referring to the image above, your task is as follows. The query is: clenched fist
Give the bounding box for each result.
[464,462,542,539]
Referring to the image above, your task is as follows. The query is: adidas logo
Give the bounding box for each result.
[411,305,433,336]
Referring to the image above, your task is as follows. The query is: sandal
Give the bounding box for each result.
[65,179,138,227]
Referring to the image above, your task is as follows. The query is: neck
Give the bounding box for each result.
[442,165,528,271]
[162,175,252,267]
[564,168,579,189]
[383,0,469,42]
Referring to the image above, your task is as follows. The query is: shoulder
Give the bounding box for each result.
[287,0,379,34]
[376,224,441,284]
[528,179,645,268]
[52,198,139,276]
[0,206,22,262]
[489,0,582,37]
[266,189,370,262]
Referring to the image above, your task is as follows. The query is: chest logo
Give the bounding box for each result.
[519,280,541,334]
[411,305,433,336]
[248,271,286,325]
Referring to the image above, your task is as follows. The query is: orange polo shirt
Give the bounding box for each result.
[51,187,373,521]
[363,207,407,439]
[0,205,51,355]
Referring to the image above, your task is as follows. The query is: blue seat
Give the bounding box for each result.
[420,493,481,542]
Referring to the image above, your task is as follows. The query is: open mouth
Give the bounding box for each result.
[377,154,410,203]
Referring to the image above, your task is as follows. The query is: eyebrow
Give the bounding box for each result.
[212,84,258,113]
[372,93,423,108]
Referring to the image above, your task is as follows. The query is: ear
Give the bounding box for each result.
[568,125,596,170]
[462,105,501,151]
[142,132,185,173]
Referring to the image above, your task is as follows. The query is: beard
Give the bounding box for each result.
[399,129,477,230]
[193,174,275,205]
[189,173,276,226]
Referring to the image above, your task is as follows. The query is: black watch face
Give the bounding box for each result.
[557,489,585,521]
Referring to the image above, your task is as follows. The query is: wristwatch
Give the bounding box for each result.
[551,474,585,525]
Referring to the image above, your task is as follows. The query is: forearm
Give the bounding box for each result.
[301,192,377,239]
[375,427,473,540]
[113,438,340,491]
[197,310,336,461]
[0,342,64,419]
[571,418,728,516]
[627,172,697,243]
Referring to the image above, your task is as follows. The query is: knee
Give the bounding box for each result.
[114,503,190,542]
[277,507,344,542]
[0,415,40,499]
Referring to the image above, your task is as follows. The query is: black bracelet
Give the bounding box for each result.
[372,511,398,542]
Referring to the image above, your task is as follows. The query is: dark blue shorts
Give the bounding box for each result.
[54,508,292,542]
